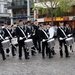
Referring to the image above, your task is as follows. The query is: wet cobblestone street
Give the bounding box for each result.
[0,40,75,75]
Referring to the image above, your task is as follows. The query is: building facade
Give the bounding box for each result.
[8,0,34,23]
[0,0,11,24]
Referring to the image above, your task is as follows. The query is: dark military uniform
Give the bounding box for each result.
[40,28,52,58]
[26,25,36,55]
[16,25,29,59]
[3,27,16,56]
[0,29,6,60]
[57,26,69,58]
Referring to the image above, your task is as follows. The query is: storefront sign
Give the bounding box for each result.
[56,17,63,21]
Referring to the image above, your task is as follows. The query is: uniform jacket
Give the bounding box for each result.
[57,26,66,39]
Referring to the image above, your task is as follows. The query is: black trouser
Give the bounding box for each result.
[33,37,38,49]
[33,38,41,53]
[33,36,42,53]
[59,40,69,57]
[18,40,28,59]
[38,40,41,53]
[70,45,73,52]
[42,41,51,58]
[0,47,6,60]
[12,45,16,56]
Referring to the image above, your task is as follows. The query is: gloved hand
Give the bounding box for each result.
[5,37,9,40]
[59,37,63,40]
[42,39,46,42]
[20,37,23,40]
[67,34,72,37]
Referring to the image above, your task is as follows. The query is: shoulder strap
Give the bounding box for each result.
[0,34,5,40]
[18,26,27,39]
[6,28,13,38]
[59,27,67,37]
[41,29,49,38]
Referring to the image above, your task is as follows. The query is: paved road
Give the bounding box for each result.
[0,40,75,75]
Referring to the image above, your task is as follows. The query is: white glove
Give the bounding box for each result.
[42,39,46,42]
[5,37,9,40]
[48,37,51,40]
[68,34,72,37]
[28,35,30,38]
[20,37,23,40]
[59,37,63,40]
[33,33,35,35]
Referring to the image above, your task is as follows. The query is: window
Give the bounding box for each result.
[21,0,27,5]
[4,4,7,8]
[17,0,20,5]
[13,0,17,5]
[4,8,7,13]
[13,0,27,6]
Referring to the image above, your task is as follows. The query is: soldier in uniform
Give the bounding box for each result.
[57,22,70,58]
[65,22,73,52]
[26,21,36,56]
[0,25,6,60]
[3,23,16,57]
[16,20,29,59]
[32,20,39,50]
[40,23,53,58]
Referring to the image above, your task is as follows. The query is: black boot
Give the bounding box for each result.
[51,50,56,55]
[31,46,36,56]
[60,50,63,58]
[1,48,6,60]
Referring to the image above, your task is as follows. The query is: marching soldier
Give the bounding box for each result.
[32,20,39,50]
[16,20,29,59]
[3,23,16,57]
[0,25,6,60]
[40,23,53,58]
[26,21,36,56]
[65,22,73,52]
[36,24,43,53]
[32,20,42,53]
[57,22,70,58]
[11,25,18,51]
[46,24,56,56]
